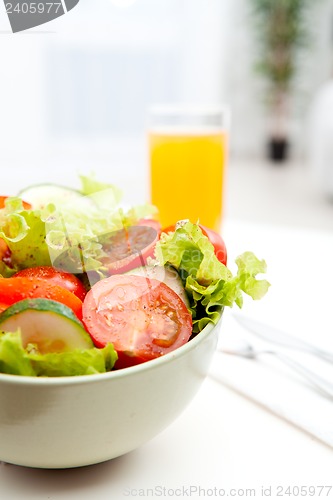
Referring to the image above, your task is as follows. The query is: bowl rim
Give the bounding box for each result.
[0,316,222,387]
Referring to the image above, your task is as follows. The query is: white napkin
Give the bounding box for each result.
[209,311,333,448]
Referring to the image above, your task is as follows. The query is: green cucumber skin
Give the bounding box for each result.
[0,299,93,352]
[19,183,83,196]
[0,299,82,325]
[18,184,94,210]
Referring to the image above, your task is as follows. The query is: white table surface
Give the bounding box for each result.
[1,170,333,499]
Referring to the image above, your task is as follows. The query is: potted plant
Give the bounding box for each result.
[249,0,311,162]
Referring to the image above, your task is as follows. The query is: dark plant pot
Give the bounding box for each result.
[268,138,289,162]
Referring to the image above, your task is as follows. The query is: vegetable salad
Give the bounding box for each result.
[0,176,269,377]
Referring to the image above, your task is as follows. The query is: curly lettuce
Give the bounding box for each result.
[0,176,157,278]
[0,331,117,377]
[155,221,270,332]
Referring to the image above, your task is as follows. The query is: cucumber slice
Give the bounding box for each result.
[126,265,190,308]
[18,184,94,210]
[0,299,93,354]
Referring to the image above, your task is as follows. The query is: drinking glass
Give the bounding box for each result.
[148,105,229,233]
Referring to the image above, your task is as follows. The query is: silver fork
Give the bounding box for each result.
[220,339,333,401]
[233,313,333,364]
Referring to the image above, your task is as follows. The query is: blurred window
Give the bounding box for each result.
[45,46,180,138]
[43,0,226,141]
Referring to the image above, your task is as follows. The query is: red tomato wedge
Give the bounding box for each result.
[0,303,8,314]
[101,219,161,275]
[14,266,87,301]
[163,223,227,265]
[82,274,192,369]
[0,277,83,320]
[137,219,161,232]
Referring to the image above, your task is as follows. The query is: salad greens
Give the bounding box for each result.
[0,176,156,277]
[0,175,270,377]
[155,221,270,332]
[0,200,51,273]
[0,331,118,377]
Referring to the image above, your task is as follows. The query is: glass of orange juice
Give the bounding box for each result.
[148,105,229,233]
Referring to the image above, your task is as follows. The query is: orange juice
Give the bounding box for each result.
[149,129,227,232]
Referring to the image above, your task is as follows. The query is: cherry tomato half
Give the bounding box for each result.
[101,219,161,275]
[163,223,227,265]
[14,266,87,302]
[0,277,83,320]
[82,274,192,369]
[0,303,9,314]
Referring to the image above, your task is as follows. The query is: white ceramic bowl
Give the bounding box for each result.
[0,318,222,469]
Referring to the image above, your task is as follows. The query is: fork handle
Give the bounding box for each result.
[233,314,333,364]
[274,352,333,400]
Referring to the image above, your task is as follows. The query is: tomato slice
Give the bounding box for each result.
[13,266,87,301]
[101,219,161,275]
[0,303,8,314]
[0,277,83,320]
[163,223,227,265]
[137,218,161,232]
[82,274,192,369]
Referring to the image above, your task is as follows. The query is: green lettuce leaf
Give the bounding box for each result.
[0,209,53,271]
[0,198,53,274]
[28,343,118,377]
[155,221,270,332]
[0,176,156,277]
[0,331,36,376]
[0,331,118,377]
[79,173,122,200]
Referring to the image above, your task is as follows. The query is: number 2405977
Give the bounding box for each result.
[5,3,62,14]
[276,485,332,496]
